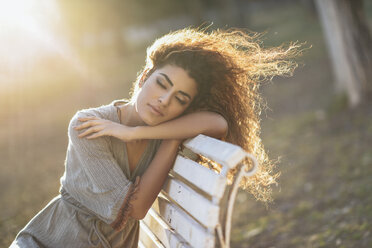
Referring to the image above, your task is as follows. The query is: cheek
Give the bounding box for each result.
[166,104,188,120]
[137,84,156,107]
[135,92,152,122]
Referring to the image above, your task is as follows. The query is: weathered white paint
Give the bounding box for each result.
[183,134,247,175]
[225,154,258,248]
[162,176,220,228]
[139,221,166,248]
[138,240,146,248]
[171,155,227,200]
[141,208,191,248]
[150,196,216,248]
[139,134,259,248]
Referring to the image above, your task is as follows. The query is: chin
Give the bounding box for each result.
[145,120,158,126]
[141,114,162,126]
[148,117,173,126]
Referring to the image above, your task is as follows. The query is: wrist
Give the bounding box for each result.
[131,126,145,140]
[117,125,138,142]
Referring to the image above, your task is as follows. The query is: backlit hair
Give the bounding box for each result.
[130,27,302,202]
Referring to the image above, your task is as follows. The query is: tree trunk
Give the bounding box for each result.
[314,0,372,108]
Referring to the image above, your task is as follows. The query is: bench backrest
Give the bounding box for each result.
[138,134,258,248]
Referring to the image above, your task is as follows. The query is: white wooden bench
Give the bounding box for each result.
[138,134,258,248]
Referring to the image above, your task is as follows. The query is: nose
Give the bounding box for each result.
[158,92,172,106]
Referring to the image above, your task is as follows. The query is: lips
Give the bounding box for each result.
[148,104,164,116]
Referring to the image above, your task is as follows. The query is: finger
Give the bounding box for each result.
[75,120,101,130]
[78,126,102,138]
[78,116,99,122]
[86,130,105,139]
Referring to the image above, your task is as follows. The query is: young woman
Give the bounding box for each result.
[11,28,300,247]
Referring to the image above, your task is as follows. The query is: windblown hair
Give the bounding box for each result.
[130,27,302,202]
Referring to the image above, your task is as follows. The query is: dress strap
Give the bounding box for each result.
[89,219,111,248]
[112,99,129,125]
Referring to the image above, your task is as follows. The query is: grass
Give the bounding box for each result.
[231,107,372,247]
[231,72,372,247]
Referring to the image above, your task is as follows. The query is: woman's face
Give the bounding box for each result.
[135,64,198,126]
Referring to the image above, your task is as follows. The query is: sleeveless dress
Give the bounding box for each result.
[11,100,161,248]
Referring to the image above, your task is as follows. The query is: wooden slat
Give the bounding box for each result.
[141,209,190,248]
[139,221,165,248]
[138,240,146,248]
[139,135,259,248]
[162,176,220,228]
[151,195,216,248]
[171,155,227,200]
[183,134,246,172]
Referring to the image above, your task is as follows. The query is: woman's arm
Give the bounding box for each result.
[128,112,228,219]
[74,111,227,219]
[129,139,182,219]
[66,110,142,228]
[76,111,228,141]
[134,111,228,140]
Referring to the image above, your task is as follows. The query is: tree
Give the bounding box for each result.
[314,0,372,108]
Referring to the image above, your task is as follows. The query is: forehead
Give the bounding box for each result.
[155,65,198,97]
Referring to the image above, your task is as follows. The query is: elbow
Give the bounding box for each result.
[204,113,228,139]
[218,115,228,138]
[129,207,148,220]
[130,212,146,221]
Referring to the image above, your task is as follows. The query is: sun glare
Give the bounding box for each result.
[0,0,63,72]
[0,0,92,90]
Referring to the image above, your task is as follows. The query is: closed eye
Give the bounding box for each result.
[157,78,187,105]
[156,79,166,89]
[176,97,187,105]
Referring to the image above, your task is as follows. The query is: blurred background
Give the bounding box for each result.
[1,0,371,247]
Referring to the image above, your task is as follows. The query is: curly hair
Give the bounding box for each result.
[129,27,302,202]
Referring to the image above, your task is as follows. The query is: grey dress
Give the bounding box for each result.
[11,100,161,248]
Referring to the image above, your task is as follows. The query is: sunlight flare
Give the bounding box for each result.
[0,0,90,89]
[0,0,61,66]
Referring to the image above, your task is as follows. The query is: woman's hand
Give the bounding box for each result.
[74,116,136,142]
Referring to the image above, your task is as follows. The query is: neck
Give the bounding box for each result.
[119,101,146,127]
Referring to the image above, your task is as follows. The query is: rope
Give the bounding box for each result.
[88,219,111,248]
[60,189,112,248]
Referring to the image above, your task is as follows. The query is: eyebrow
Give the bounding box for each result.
[159,73,192,100]
[160,73,173,86]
